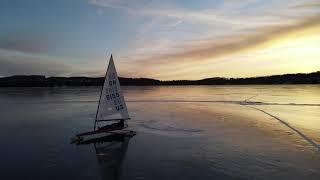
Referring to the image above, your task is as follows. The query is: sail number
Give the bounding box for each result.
[105,92,124,111]
[104,72,124,111]
[109,80,116,86]
[106,92,119,100]
[115,104,124,111]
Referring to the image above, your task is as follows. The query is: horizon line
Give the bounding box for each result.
[1,71,319,81]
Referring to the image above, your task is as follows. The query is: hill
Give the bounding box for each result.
[0,71,319,87]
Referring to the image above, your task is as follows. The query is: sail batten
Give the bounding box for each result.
[96,55,129,121]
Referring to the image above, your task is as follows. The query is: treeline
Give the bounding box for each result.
[163,71,320,85]
[0,71,319,87]
[0,76,161,87]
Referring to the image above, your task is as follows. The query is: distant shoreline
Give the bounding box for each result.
[0,71,319,87]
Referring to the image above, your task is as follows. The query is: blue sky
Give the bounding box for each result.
[0,0,319,79]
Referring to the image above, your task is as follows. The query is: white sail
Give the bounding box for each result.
[96,55,129,121]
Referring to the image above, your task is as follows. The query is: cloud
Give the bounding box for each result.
[188,15,317,57]
[90,0,320,61]
[290,1,320,9]
[2,0,318,79]
[120,14,320,79]
[0,49,71,77]
[0,32,53,54]
[88,0,276,27]
[88,0,317,28]
[0,48,114,77]
[88,0,143,9]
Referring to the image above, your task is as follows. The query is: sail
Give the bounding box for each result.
[96,55,129,121]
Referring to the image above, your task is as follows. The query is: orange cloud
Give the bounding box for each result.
[123,14,320,79]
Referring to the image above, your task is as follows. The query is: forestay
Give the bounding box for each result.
[96,55,129,121]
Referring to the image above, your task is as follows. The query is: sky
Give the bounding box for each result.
[0,0,319,80]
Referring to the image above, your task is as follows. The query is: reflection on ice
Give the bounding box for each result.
[76,132,136,180]
[95,136,133,180]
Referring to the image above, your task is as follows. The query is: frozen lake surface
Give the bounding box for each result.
[0,85,319,179]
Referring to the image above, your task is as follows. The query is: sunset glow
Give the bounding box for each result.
[0,0,319,80]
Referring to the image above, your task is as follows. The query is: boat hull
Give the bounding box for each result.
[71,130,136,145]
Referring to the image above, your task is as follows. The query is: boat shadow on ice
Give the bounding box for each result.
[77,132,136,180]
[95,135,133,180]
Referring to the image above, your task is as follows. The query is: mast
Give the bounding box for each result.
[94,54,113,130]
